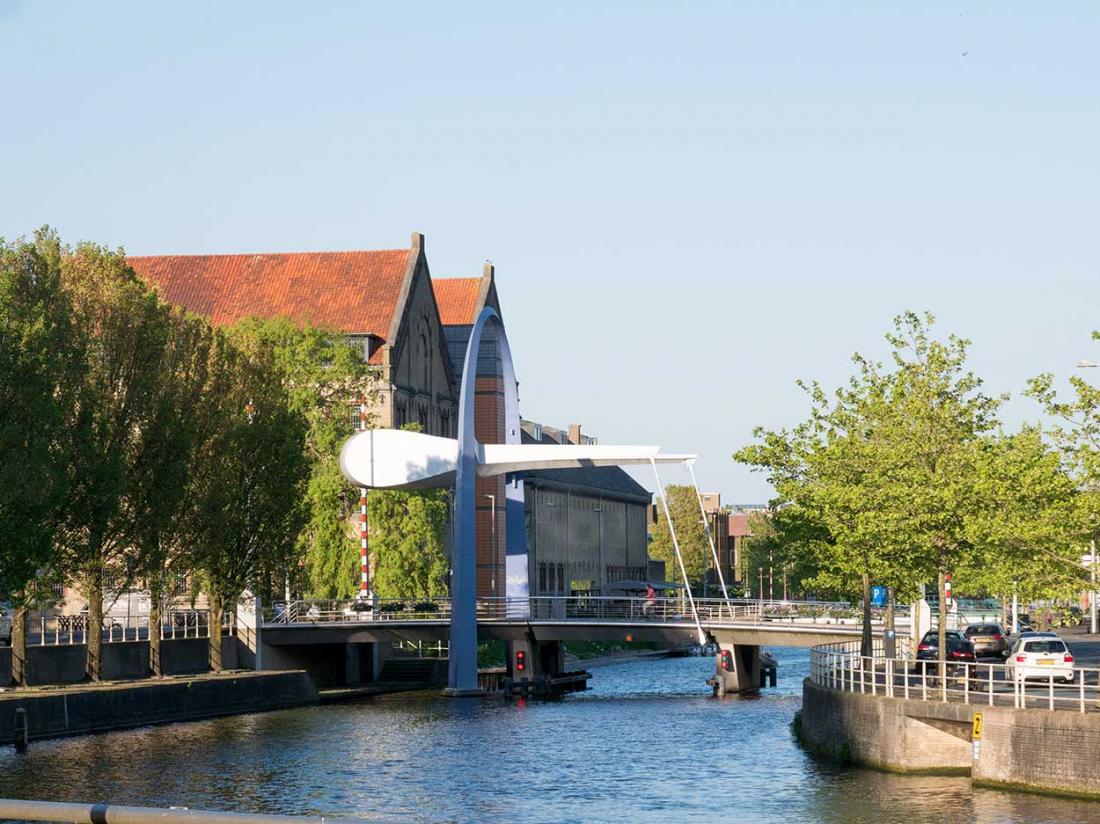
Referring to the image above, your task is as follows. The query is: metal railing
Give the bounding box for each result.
[0,798,368,823]
[811,639,1100,714]
[262,595,894,629]
[12,610,236,647]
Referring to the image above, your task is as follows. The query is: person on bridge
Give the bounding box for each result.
[644,584,657,618]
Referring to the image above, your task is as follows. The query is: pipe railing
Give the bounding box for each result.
[811,639,1100,714]
[11,610,236,647]
[0,798,369,824]
[261,596,896,629]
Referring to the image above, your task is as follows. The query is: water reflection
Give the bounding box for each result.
[0,649,1096,823]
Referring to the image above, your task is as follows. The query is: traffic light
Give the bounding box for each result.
[720,649,733,672]
[515,649,526,673]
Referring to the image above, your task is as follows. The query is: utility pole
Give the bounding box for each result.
[484,494,496,596]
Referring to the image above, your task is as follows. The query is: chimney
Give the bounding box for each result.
[483,260,494,280]
[568,423,582,445]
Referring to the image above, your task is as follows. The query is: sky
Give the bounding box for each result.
[1,1,1098,502]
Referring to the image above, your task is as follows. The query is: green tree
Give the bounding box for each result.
[128,309,213,676]
[53,240,184,681]
[648,484,710,589]
[957,427,1085,614]
[0,230,80,685]
[368,488,450,600]
[184,325,310,671]
[227,317,375,599]
[737,312,1005,664]
[741,509,825,600]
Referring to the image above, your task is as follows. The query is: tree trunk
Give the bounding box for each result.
[10,604,27,687]
[86,575,104,682]
[149,593,162,677]
[938,569,947,683]
[861,572,872,659]
[208,591,223,673]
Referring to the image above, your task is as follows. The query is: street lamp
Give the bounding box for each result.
[1077,361,1099,634]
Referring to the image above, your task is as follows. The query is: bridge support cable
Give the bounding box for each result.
[650,458,706,645]
[685,460,732,613]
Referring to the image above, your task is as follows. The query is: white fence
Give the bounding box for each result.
[9,609,236,647]
[811,639,1100,714]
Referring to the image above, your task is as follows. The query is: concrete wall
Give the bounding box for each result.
[802,678,1100,798]
[800,678,972,773]
[1,637,242,687]
[0,671,317,745]
[972,703,1100,798]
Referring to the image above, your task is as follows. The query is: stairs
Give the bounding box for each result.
[379,657,444,686]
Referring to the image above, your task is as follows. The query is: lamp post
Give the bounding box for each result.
[1078,361,1099,634]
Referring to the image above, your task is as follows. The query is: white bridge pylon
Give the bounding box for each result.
[340,428,695,490]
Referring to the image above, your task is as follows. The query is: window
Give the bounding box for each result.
[395,400,407,428]
[418,404,429,431]
[348,403,365,432]
[1023,641,1067,654]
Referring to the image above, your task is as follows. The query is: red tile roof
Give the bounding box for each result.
[128,250,412,363]
[729,514,754,538]
[432,277,482,325]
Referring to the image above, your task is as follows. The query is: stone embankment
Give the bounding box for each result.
[801,678,1100,798]
[0,670,317,746]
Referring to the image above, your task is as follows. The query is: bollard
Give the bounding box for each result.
[13,708,28,752]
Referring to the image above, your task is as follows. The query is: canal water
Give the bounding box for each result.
[1,648,1097,823]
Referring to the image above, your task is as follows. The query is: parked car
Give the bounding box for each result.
[964,623,1010,658]
[914,630,977,681]
[1007,636,1076,683]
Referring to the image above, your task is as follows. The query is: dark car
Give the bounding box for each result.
[964,623,1010,658]
[914,630,977,680]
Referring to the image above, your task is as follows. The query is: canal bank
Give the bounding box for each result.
[4,649,1099,823]
[0,671,317,745]
[800,677,1100,799]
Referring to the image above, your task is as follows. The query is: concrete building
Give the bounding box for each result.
[520,421,652,596]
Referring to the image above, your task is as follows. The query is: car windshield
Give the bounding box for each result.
[922,631,964,643]
[966,625,1002,636]
[1022,641,1067,654]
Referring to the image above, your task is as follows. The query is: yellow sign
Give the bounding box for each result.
[972,713,983,740]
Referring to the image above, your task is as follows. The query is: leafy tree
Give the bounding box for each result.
[737,312,1005,664]
[0,230,80,685]
[368,488,450,600]
[226,317,375,599]
[53,241,184,681]
[128,310,213,676]
[741,508,825,600]
[648,484,711,589]
[184,325,309,671]
[957,427,1085,613]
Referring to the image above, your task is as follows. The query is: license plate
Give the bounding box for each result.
[1038,659,1054,666]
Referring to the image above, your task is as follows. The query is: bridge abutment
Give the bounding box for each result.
[708,643,761,696]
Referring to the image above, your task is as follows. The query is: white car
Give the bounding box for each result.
[1007,635,1076,683]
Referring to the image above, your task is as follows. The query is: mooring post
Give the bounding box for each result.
[13,708,28,752]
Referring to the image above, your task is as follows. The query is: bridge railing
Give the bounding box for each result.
[262,596,886,628]
[13,609,235,647]
[810,639,1100,714]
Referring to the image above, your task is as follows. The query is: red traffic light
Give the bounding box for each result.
[516,650,526,672]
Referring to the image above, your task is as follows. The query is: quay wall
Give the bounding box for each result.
[802,678,1100,798]
[0,638,241,686]
[0,671,317,745]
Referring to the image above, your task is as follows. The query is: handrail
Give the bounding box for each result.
[810,639,1100,714]
[0,798,368,824]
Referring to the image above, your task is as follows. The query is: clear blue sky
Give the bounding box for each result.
[2,1,1098,502]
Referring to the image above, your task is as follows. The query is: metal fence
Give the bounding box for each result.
[9,610,236,647]
[262,595,889,628]
[0,798,369,824]
[810,639,1100,714]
